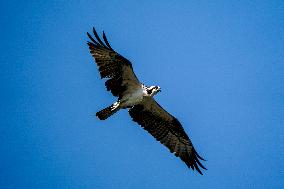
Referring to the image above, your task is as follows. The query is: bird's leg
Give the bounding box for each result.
[111,101,120,111]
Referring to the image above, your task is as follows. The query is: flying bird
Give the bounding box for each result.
[87,28,207,174]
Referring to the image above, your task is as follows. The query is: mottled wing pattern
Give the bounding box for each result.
[129,97,207,174]
[87,28,140,98]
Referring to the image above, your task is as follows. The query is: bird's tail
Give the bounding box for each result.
[96,101,121,120]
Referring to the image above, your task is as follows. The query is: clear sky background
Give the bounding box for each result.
[1,0,284,188]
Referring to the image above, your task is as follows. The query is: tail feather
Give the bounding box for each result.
[96,102,120,120]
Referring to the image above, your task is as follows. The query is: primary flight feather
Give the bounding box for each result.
[87,28,207,174]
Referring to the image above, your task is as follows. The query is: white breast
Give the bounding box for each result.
[120,87,144,107]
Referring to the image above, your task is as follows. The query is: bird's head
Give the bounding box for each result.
[147,85,161,96]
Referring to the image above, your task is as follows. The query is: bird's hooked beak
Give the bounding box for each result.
[157,86,161,92]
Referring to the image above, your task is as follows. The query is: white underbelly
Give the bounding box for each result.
[120,88,144,107]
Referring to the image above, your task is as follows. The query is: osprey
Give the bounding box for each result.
[87,28,207,174]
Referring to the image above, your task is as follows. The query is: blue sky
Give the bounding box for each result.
[1,0,284,188]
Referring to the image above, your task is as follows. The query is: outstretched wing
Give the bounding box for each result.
[129,97,207,174]
[87,28,141,98]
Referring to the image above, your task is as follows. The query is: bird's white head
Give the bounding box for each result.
[146,85,161,96]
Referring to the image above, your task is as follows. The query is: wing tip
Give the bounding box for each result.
[86,27,113,50]
[102,30,114,50]
[192,148,207,175]
[92,27,108,48]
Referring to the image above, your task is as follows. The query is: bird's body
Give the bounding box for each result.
[87,28,206,174]
[121,85,161,107]
[120,84,144,107]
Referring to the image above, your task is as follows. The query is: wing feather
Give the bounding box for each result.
[129,97,206,175]
[93,27,107,48]
[102,31,114,50]
[87,28,140,98]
